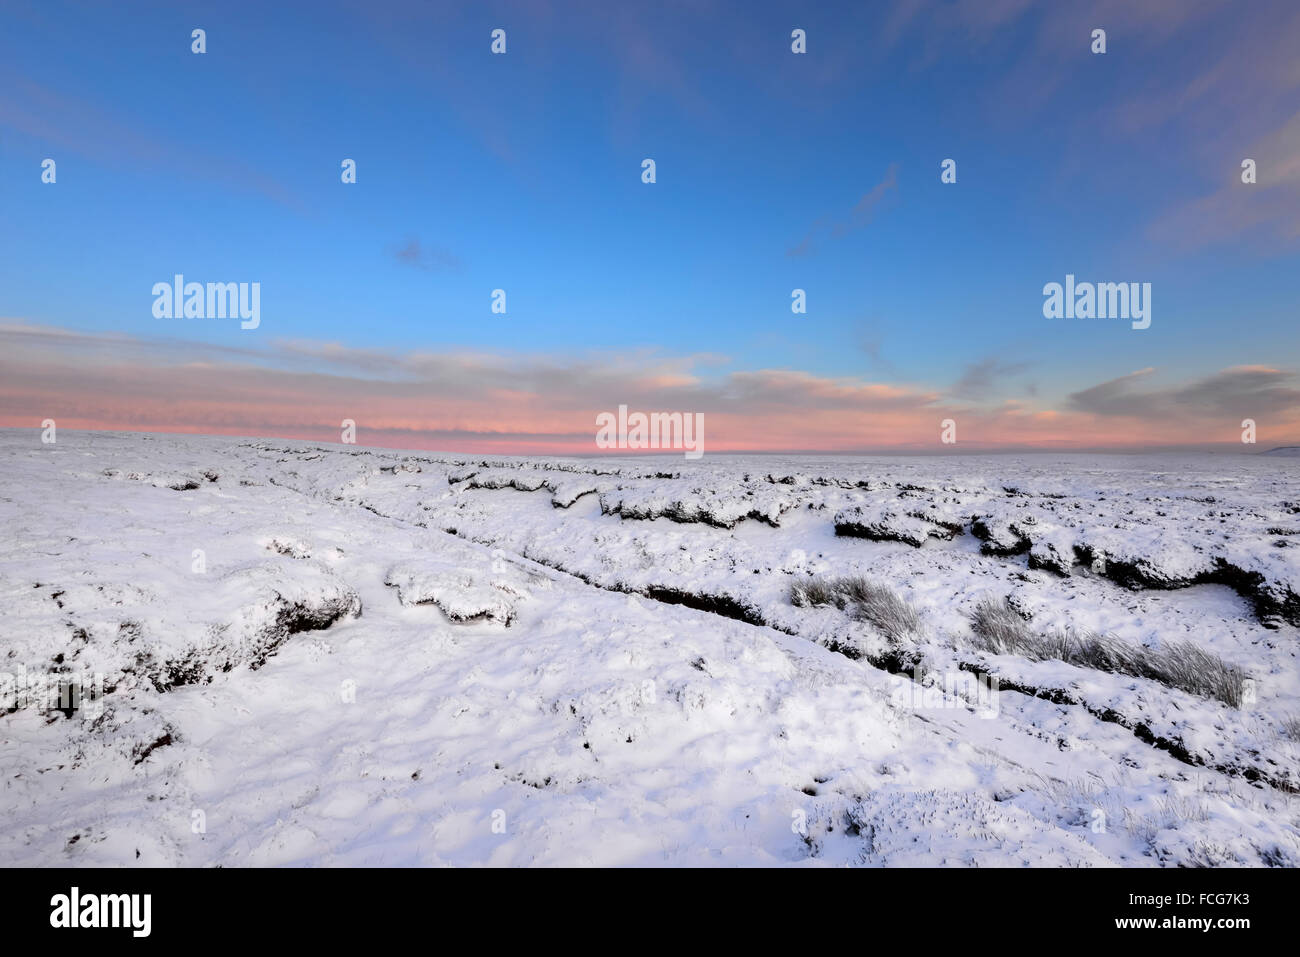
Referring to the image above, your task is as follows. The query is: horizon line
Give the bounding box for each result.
[4,426,1294,459]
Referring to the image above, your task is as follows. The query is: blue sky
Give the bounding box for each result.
[1,0,1298,451]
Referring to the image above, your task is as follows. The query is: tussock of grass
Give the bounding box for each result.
[847,582,921,640]
[1123,796,1211,849]
[968,596,1033,655]
[1279,713,1300,742]
[1139,642,1250,709]
[790,577,841,610]
[1032,773,1210,850]
[790,576,921,642]
[969,596,1248,708]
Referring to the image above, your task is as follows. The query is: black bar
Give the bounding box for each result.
[0,867,1288,943]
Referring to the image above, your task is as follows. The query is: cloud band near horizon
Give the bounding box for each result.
[2,320,1297,454]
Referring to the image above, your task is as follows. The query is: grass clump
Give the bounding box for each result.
[1280,713,1300,742]
[790,577,842,610]
[969,596,1248,708]
[790,575,921,642]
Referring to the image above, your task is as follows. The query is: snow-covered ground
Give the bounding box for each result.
[2,430,1298,866]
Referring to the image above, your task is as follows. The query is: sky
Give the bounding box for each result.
[1,0,1298,453]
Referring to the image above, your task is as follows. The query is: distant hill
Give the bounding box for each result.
[1261,446,1300,456]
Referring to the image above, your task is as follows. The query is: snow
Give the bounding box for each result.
[384,560,527,625]
[1,430,1298,866]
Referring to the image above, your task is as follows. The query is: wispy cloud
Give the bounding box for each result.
[1147,109,1300,249]
[950,358,1033,399]
[1067,365,1300,422]
[0,72,301,208]
[392,238,462,272]
[787,164,899,257]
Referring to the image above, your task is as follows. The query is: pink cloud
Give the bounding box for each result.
[1,321,1297,453]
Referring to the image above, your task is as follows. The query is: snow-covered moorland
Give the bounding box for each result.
[2,430,1299,866]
